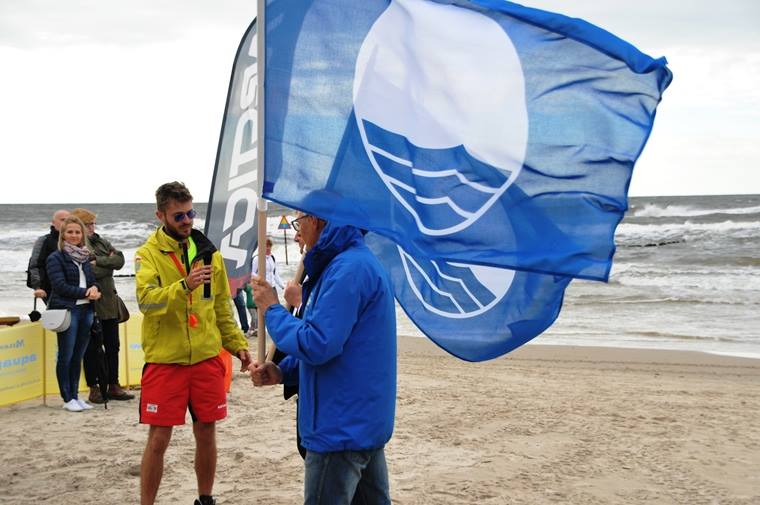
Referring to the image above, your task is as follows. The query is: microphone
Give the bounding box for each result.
[203,254,212,299]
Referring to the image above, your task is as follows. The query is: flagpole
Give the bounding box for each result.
[255,0,267,365]
[266,252,306,361]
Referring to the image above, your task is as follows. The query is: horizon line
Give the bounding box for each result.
[2,192,760,205]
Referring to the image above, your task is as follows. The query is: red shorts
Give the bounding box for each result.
[140,355,227,426]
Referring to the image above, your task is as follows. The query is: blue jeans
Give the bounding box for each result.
[56,304,93,401]
[304,447,391,505]
[233,289,249,333]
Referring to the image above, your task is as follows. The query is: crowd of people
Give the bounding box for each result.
[28,208,134,411]
[26,181,398,505]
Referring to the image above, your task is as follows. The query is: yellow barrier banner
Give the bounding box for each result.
[0,314,146,407]
[0,323,44,406]
[123,315,145,387]
[43,327,60,396]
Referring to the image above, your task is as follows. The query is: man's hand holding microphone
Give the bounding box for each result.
[185,264,213,291]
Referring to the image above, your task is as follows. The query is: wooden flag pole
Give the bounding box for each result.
[266,253,306,362]
[256,207,268,364]
[255,0,267,365]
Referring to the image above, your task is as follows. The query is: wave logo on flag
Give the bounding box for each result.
[397,245,514,318]
[365,233,570,361]
[352,0,528,236]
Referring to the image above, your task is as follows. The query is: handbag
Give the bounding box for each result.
[41,309,71,332]
[116,294,130,323]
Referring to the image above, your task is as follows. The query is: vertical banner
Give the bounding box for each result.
[205,19,261,292]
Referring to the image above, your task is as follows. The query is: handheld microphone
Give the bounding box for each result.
[203,254,212,299]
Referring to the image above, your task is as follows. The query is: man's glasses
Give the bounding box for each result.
[172,209,197,223]
[290,215,308,232]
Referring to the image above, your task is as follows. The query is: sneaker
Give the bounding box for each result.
[76,399,94,410]
[62,399,83,412]
[193,497,216,505]
[247,329,257,337]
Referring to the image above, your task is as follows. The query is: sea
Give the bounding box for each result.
[1,194,758,359]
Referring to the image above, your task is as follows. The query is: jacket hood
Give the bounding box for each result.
[304,223,363,281]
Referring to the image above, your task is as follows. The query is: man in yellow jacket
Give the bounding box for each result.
[136,181,251,505]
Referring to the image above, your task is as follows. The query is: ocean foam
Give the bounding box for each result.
[632,202,760,218]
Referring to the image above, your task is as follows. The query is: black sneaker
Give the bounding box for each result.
[193,497,216,505]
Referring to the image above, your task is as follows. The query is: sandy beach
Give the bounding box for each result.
[2,336,759,504]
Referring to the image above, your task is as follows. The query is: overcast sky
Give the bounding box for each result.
[1,0,758,203]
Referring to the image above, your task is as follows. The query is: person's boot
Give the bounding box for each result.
[193,496,216,505]
[88,386,105,404]
[108,383,135,401]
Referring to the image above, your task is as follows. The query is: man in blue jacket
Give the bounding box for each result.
[251,212,397,505]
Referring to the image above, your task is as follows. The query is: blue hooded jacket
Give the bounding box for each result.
[265,224,397,453]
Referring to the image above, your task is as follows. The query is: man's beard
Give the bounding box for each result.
[163,221,191,241]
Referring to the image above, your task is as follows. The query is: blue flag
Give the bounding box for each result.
[262,0,672,281]
[257,0,671,360]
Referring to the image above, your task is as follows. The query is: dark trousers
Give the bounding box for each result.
[83,317,120,386]
[233,289,249,333]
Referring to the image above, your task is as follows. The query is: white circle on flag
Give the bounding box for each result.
[353,0,528,236]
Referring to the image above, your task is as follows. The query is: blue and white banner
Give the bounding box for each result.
[206,19,260,292]
[262,0,672,281]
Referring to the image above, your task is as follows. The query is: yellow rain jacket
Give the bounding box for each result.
[135,227,248,365]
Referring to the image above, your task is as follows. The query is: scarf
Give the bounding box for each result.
[63,241,92,264]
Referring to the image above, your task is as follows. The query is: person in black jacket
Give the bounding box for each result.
[27,209,69,302]
[46,215,102,413]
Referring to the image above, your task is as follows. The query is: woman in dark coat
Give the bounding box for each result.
[46,215,101,412]
[71,208,134,402]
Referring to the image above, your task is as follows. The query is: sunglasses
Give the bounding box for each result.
[172,209,197,223]
[290,215,309,232]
